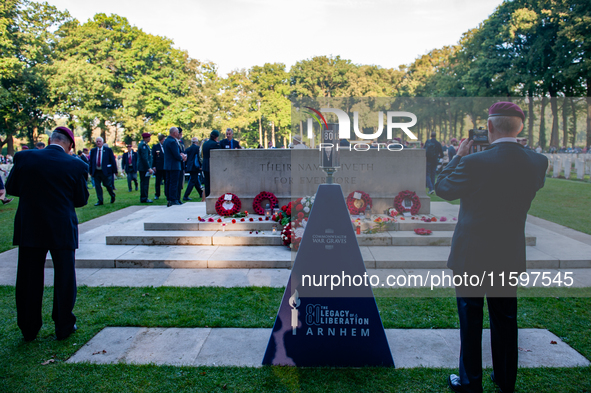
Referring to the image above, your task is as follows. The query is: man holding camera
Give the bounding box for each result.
[435,102,548,393]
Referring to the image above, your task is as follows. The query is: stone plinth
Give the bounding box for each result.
[207,148,429,214]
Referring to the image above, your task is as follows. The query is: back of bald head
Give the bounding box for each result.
[489,116,523,136]
[169,127,178,135]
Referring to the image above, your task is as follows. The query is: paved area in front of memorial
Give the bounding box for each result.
[1,204,590,368]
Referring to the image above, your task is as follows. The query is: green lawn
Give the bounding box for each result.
[0,177,202,253]
[0,286,589,392]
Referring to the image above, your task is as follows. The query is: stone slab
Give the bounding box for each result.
[68,327,590,368]
[106,231,217,246]
[207,246,292,268]
[212,231,283,246]
[46,245,137,268]
[114,246,216,268]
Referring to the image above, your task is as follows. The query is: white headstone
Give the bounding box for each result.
[552,157,562,178]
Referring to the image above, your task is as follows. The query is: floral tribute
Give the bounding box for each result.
[276,195,315,250]
[252,191,278,215]
[414,228,432,235]
[215,193,242,216]
[346,191,373,215]
[394,190,421,215]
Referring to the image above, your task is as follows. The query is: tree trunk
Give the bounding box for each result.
[562,98,569,148]
[549,90,559,148]
[7,134,14,156]
[263,126,268,149]
[539,96,547,149]
[271,121,275,148]
[570,97,577,148]
[587,78,591,149]
[528,93,534,147]
[258,116,263,147]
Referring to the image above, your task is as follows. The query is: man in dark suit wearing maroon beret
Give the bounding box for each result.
[436,102,548,393]
[6,126,89,341]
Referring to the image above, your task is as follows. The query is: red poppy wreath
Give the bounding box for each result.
[215,193,242,216]
[252,191,278,215]
[346,191,373,215]
[394,190,421,215]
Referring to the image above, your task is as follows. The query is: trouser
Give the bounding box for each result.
[426,161,437,191]
[456,287,518,393]
[126,171,138,191]
[93,170,115,203]
[177,170,185,201]
[155,170,166,198]
[166,170,180,203]
[139,170,151,202]
[16,247,77,339]
[204,171,211,197]
[184,170,203,199]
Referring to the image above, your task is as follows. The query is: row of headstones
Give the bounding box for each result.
[544,155,591,179]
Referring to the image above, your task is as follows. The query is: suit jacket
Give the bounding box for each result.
[185,144,201,172]
[220,138,241,149]
[121,150,138,173]
[424,138,444,163]
[163,136,183,171]
[6,145,89,250]
[89,146,118,177]
[435,142,548,275]
[137,140,153,172]
[152,142,165,170]
[201,139,221,172]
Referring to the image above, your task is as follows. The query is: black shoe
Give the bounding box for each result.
[128,189,132,192]
[170,201,182,206]
[135,188,138,191]
[154,196,159,200]
[167,201,172,207]
[141,199,153,203]
[182,197,191,201]
[57,324,77,341]
[1,198,13,205]
[447,375,468,393]
[23,331,38,342]
[94,202,103,206]
[110,196,116,204]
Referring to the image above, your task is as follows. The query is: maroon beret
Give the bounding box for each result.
[21,146,29,150]
[488,102,525,122]
[54,126,75,148]
[142,133,151,139]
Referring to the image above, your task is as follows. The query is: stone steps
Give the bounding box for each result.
[106,230,536,247]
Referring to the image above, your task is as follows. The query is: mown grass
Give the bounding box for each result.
[0,286,589,392]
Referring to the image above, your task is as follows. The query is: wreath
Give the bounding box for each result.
[394,190,421,215]
[346,191,373,215]
[215,193,242,216]
[252,191,278,215]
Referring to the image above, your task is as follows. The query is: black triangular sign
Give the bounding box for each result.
[262,184,394,367]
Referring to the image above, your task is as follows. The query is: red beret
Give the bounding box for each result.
[488,102,525,122]
[54,126,75,148]
[21,146,29,150]
[142,133,151,139]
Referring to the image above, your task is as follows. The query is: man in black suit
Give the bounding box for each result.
[183,137,203,201]
[176,127,186,202]
[152,134,166,200]
[89,137,117,205]
[137,133,154,203]
[424,131,443,195]
[121,144,138,192]
[6,126,89,341]
[435,102,548,393]
[219,128,241,149]
[201,130,222,197]
[163,127,186,206]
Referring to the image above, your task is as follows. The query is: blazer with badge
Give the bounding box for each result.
[137,141,153,172]
[6,145,89,250]
[185,144,201,172]
[121,151,137,173]
[201,139,222,172]
[435,142,548,275]
[219,139,241,149]
[152,142,165,170]
[89,146,118,177]
[163,136,183,171]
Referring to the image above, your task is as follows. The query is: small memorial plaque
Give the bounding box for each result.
[224,193,232,201]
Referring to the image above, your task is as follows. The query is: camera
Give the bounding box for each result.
[468,127,489,145]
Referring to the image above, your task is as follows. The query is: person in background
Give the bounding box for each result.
[183,137,203,201]
[35,142,45,149]
[152,134,166,200]
[448,138,458,162]
[176,127,186,203]
[121,144,138,192]
[89,137,117,206]
[6,126,89,341]
[220,128,242,149]
[163,127,186,206]
[423,132,443,195]
[0,167,13,205]
[201,130,221,197]
[137,133,154,203]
